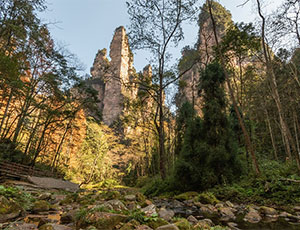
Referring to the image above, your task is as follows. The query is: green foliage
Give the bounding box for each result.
[0,185,35,211]
[210,160,300,205]
[141,176,177,197]
[174,62,242,192]
[68,117,110,185]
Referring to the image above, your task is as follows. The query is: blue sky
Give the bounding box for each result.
[40,0,283,76]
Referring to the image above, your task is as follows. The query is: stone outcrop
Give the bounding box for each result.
[176,1,232,115]
[90,26,137,126]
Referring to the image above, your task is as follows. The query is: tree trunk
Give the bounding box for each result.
[52,122,70,168]
[0,90,13,137]
[256,0,300,173]
[264,107,278,160]
[207,0,260,175]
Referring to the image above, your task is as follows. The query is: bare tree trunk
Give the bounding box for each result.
[256,0,300,173]
[207,0,260,175]
[0,91,13,137]
[51,121,70,168]
[264,107,278,160]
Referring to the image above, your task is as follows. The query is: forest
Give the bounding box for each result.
[1,0,300,229]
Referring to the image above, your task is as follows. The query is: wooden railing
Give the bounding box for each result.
[0,160,63,180]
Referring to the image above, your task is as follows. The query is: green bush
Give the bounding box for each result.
[210,160,300,205]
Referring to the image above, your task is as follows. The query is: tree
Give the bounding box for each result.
[175,62,241,191]
[127,0,199,179]
[255,0,300,173]
[206,0,260,175]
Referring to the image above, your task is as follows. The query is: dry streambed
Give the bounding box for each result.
[0,181,300,230]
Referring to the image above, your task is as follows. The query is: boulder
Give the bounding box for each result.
[260,206,278,217]
[187,215,198,225]
[6,223,38,230]
[106,199,127,211]
[38,193,52,201]
[219,207,236,221]
[243,207,262,224]
[39,223,73,230]
[78,212,127,230]
[60,210,77,224]
[158,207,175,221]
[0,196,23,222]
[136,225,153,230]
[32,200,51,213]
[141,204,157,217]
[156,224,179,230]
[194,219,214,229]
[174,192,198,201]
[124,194,136,201]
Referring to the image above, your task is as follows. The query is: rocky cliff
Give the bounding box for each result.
[177,1,232,115]
[90,26,138,126]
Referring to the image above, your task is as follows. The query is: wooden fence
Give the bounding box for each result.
[0,160,63,180]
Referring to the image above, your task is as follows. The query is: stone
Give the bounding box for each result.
[219,207,236,221]
[174,191,198,201]
[0,196,23,222]
[60,210,76,224]
[215,203,224,208]
[197,192,219,205]
[6,223,38,230]
[136,225,153,230]
[243,207,262,224]
[32,200,50,213]
[279,211,293,218]
[106,199,127,211]
[260,206,278,217]
[38,193,52,200]
[194,219,214,229]
[158,207,175,221]
[187,215,198,225]
[199,204,218,215]
[124,194,136,201]
[39,223,73,230]
[119,219,140,230]
[227,222,240,230]
[225,201,235,208]
[27,177,79,192]
[141,204,157,217]
[156,224,179,230]
[78,212,127,230]
[294,206,300,212]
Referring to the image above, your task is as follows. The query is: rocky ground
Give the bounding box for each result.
[1,180,300,230]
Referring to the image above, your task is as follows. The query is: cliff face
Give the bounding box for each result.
[177,1,232,115]
[90,26,137,126]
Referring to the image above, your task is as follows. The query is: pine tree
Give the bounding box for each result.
[175,62,241,191]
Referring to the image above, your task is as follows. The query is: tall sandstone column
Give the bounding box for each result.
[91,26,135,126]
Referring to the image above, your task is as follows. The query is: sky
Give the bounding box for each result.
[40,0,284,76]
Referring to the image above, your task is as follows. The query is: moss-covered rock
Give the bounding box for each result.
[197,192,219,205]
[174,218,193,230]
[0,196,23,222]
[32,200,50,213]
[174,192,198,201]
[120,219,140,230]
[147,218,169,229]
[77,211,127,230]
[39,223,73,230]
[98,190,121,200]
[136,192,146,203]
